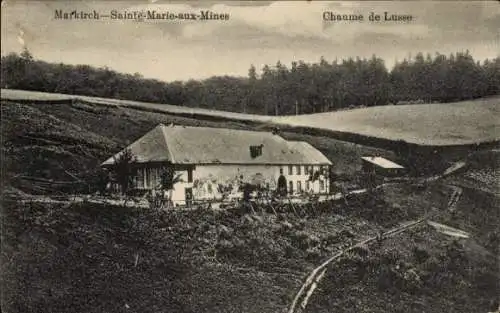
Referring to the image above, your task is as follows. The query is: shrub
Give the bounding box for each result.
[412,245,431,263]
[290,231,320,250]
[306,247,322,261]
[275,220,293,235]
[215,239,235,252]
[350,245,370,259]
[218,225,233,240]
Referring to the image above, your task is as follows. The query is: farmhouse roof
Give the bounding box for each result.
[288,141,332,164]
[361,156,404,169]
[102,124,332,166]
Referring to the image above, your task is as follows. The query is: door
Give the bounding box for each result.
[185,187,193,206]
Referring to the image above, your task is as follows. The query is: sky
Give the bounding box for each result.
[1,0,499,82]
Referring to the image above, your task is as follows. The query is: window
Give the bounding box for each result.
[288,165,293,175]
[153,168,158,188]
[297,181,302,193]
[187,169,193,183]
[288,181,293,194]
[149,168,154,188]
[151,168,157,187]
[305,166,309,175]
[132,174,137,189]
[151,168,156,188]
[145,168,150,188]
[137,168,144,188]
[296,165,301,175]
[320,180,325,191]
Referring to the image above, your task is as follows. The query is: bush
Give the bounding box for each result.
[218,225,233,240]
[350,245,370,259]
[306,247,322,261]
[290,230,320,250]
[412,245,431,263]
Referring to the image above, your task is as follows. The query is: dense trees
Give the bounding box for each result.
[390,52,496,103]
[1,50,498,115]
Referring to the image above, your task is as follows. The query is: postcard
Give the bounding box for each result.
[1,1,499,313]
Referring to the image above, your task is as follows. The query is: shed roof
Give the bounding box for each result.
[102,124,332,166]
[361,156,404,169]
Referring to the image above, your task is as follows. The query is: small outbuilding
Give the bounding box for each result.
[361,156,405,177]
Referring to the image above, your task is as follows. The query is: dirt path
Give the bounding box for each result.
[427,221,469,238]
[288,162,468,313]
[287,217,429,313]
[423,161,467,183]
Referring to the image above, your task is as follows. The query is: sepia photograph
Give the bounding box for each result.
[1,1,499,312]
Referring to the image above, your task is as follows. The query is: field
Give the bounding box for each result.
[277,97,500,146]
[1,90,499,313]
[2,89,499,146]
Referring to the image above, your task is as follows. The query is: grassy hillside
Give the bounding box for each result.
[306,181,499,313]
[0,88,273,122]
[276,96,500,146]
[2,89,499,146]
[2,91,498,313]
[1,191,409,313]
[2,175,498,313]
[307,227,498,313]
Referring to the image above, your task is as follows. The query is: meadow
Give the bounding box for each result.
[277,97,499,146]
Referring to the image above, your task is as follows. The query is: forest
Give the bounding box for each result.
[1,49,499,115]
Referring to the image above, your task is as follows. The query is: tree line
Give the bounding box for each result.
[1,49,499,115]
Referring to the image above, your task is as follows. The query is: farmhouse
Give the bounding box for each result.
[102,124,332,205]
[361,156,405,176]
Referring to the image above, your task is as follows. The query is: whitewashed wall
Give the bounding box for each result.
[135,164,330,205]
[181,164,329,204]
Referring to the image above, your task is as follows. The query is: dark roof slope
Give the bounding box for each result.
[102,124,332,166]
[102,124,172,164]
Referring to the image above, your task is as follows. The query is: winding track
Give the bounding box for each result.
[288,161,467,313]
[287,217,430,313]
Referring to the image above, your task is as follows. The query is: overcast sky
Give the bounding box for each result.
[1,1,499,82]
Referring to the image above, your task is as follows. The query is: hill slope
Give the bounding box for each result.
[2,92,499,313]
[2,166,498,313]
[2,89,499,146]
[277,97,500,146]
